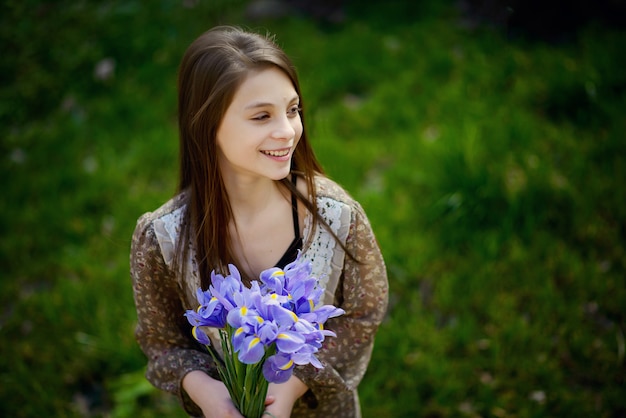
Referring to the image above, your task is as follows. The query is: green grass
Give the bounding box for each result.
[1,1,625,417]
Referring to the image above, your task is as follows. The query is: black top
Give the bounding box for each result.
[275,175,302,269]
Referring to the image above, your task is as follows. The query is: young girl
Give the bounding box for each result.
[130,26,388,418]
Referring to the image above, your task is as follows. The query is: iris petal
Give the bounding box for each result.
[262,353,294,383]
[276,331,305,353]
[191,326,211,345]
[238,335,266,364]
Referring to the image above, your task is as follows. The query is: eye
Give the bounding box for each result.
[252,113,270,121]
[287,105,301,118]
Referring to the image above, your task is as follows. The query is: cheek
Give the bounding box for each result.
[294,119,304,140]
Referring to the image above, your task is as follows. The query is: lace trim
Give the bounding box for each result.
[301,196,351,304]
[153,206,201,306]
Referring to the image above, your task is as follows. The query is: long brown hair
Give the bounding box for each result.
[175,26,325,288]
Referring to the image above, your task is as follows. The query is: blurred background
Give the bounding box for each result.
[1,0,625,416]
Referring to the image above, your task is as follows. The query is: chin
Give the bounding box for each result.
[268,168,292,181]
[270,173,291,181]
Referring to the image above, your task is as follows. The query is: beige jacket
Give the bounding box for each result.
[130,176,388,417]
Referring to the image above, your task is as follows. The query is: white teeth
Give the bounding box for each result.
[262,149,289,157]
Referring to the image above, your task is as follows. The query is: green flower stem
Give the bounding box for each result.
[204,326,272,418]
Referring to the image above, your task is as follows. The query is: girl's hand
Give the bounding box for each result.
[264,375,308,418]
[182,371,244,418]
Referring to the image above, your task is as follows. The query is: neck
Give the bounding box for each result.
[223,176,287,224]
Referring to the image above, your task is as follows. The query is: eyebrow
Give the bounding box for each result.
[244,95,300,110]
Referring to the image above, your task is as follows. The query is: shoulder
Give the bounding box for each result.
[307,175,368,242]
[313,175,358,208]
[312,175,377,243]
[313,175,370,226]
[131,191,190,272]
[132,191,189,254]
[135,191,189,228]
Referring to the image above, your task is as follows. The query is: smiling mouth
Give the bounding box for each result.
[261,149,290,157]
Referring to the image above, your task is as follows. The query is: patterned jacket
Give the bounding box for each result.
[130,176,389,417]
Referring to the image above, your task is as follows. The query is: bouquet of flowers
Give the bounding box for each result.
[184,254,345,418]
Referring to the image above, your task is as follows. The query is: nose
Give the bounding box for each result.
[271,114,296,141]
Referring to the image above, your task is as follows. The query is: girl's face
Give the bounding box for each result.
[216,67,302,184]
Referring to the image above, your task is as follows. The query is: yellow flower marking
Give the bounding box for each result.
[286,310,298,322]
[279,359,294,370]
[248,337,261,349]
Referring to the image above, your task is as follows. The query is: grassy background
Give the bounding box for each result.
[1,0,625,416]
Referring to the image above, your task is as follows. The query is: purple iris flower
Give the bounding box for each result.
[259,268,286,296]
[257,320,279,345]
[196,288,228,327]
[185,288,228,331]
[191,326,211,345]
[283,252,313,281]
[289,277,320,306]
[232,317,280,364]
[260,252,316,300]
[209,265,243,311]
[291,344,323,369]
[268,304,298,327]
[275,330,306,354]
[262,352,295,383]
[302,304,345,325]
[235,333,266,364]
[185,255,345,393]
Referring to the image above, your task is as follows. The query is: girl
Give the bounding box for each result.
[130,26,388,418]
